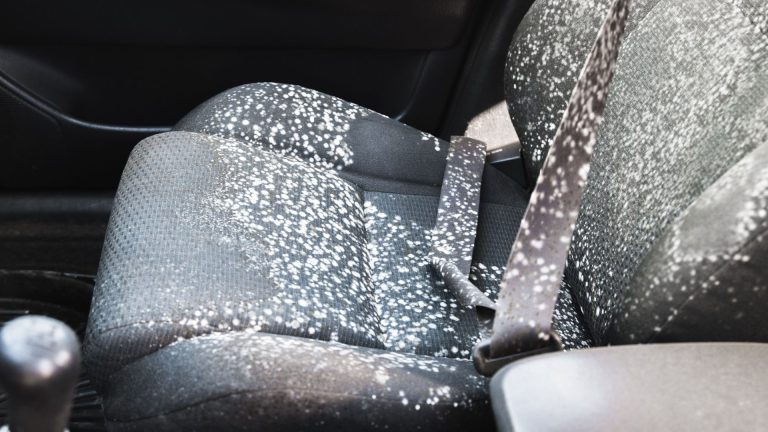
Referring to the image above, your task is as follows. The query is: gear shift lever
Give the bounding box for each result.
[0,316,80,432]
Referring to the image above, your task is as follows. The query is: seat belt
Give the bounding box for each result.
[429,136,496,322]
[473,0,631,376]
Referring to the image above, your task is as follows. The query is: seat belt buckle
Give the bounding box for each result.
[472,334,562,377]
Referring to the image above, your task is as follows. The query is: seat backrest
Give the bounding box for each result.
[505,0,768,345]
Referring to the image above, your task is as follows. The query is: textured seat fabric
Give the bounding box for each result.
[102,332,491,431]
[507,0,768,345]
[85,87,549,430]
[85,0,768,430]
[176,82,449,186]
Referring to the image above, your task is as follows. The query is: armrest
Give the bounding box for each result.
[490,343,768,432]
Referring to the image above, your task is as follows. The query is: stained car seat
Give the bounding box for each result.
[83,0,768,430]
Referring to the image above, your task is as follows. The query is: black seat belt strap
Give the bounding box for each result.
[473,0,630,376]
[430,136,495,319]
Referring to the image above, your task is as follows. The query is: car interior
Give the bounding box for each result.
[0,0,767,430]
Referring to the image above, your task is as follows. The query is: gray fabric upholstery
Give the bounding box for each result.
[103,331,494,431]
[608,141,768,344]
[85,88,543,429]
[491,0,629,360]
[505,0,661,183]
[508,0,768,345]
[84,130,534,362]
[563,0,768,345]
[176,82,450,186]
[84,0,768,429]
[85,132,383,385]
[365,191,481,356]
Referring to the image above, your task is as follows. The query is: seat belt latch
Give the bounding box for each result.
[472,334,562,377]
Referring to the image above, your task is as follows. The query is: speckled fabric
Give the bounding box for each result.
[563,0,768,345]
[85,128,532,429]
[84,132,383,384]
[180,84,586,354]
[84,130,532,364]
[84,0,768,428]
[491,0,628,358]
[176,82,369,170]
[364,192,514,358]
[430,137,486,276]
[430,137,496,313]
[607,141,768,343]
[177,82,450,186]
[103,331,494,432]
[368,191,485,357]
[177,81,592,350]
[508,0,768,346]
[87,87,542,427]
[505,0,661,183]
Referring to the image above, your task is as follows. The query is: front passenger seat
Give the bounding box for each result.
[84,0,768,430]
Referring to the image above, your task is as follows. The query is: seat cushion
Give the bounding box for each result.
[85,132,385,386]
[176,82,592,352]
[83,132,522,430]
[84,84,594,430]
[86,1,768,428]
[101,331,494,431]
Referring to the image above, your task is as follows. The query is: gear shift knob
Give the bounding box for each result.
[0,316,80,432]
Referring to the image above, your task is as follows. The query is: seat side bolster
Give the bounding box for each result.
[102,331,493,432]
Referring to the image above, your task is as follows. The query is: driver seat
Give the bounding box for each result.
[84,0,768,430]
